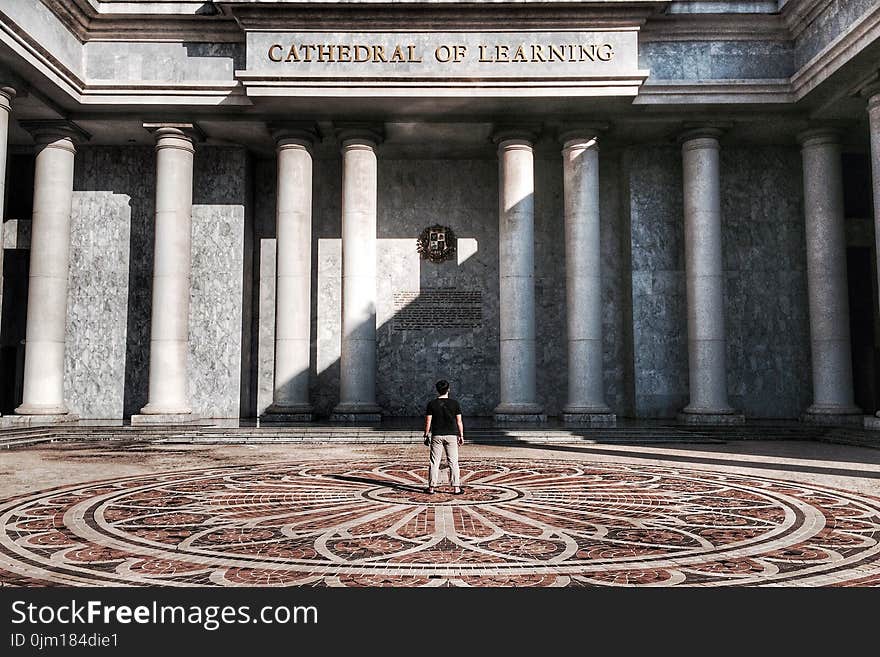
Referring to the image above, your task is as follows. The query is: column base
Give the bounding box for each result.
[562,408,617,427]
[261,404,314,423]
[15,403,70,415]
[677,408,745,426]
[131,413,200,426]
[801,404,863,426]
[330,404,382,423]
[494,403,546,423]
[0,413,79,427]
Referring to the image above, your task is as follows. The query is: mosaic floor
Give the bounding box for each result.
[1,458,879,587]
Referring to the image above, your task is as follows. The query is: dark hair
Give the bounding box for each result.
[435,380,450,394]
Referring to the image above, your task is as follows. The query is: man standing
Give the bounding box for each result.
[423,379,464,494]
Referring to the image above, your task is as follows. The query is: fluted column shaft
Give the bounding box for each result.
[561,133,614,425]
[266,131,315,420]
[16,127,78,415]
[332,133,381,421]
[494,134,544,421]
[799,129,860,421]
[138,127,195,419]
[679,128,742,424]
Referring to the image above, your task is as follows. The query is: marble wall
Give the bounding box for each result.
[60,141,810,420]
[641,40,794,80]
[254,149,628,417]
[189,147,251,418]
[65,145,252,419]
[625,146,689,417]
[66,147,153,419]
[720,146,811,417]
[375,159,502,416]
[623,143,810,418]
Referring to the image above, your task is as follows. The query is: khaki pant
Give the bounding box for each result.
[428,435,461,488]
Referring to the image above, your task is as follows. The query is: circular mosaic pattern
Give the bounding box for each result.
[1,459,879,587]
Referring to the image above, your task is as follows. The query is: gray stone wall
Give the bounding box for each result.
[623,143,810,419]
[66,146,154,419]
[65,143,810,421]
[641,40,794,80]
[720,146,811,417]
[255,156,344,418]
[189,146,251,419]
[255,149,628,418]
[375,159,501,416]
[625,146,689,417]
[65,145,252,419]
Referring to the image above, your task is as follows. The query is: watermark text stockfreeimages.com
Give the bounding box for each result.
[10,599,317,632]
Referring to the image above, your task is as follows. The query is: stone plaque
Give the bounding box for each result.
[392,288,482,331]
[240,29,647,96]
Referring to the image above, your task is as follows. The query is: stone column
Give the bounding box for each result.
[331,126,383,422]
[13,121,89,422]
[493,128,545,422]
[132,125,198,425]
[0,86,13,418]
[559,128,615,426]
[677,127,743,425]
[264,124,319,422]
[863,85,880,429]
[798,128,861,424]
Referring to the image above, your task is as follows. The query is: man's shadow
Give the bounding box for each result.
[328,474,426,493]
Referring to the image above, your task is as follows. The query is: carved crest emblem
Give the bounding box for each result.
[417,224,457,263]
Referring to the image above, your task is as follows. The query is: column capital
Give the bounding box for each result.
[796,127,843,149]
[19,120,90,147]
[492,124,540,146]
[0,85,16,108]
[860,82,880,110]
[678,124,729,147]
[269,121,321,148]
[143,122,204,143]
[558,123,608,150]
[335,122,384,148]
[0,71,27,108]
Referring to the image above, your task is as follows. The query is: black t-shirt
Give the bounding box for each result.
[426,398,461,436]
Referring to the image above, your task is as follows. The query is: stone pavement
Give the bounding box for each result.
[1,439,879,587]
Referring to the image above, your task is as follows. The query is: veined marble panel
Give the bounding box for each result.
[641,40,794,80]
[189,147,250,418]
[66,146,155,419]
[624,143,810,419]
[375,159,500,416]
[626,146,689,417]
[720,146,810,417]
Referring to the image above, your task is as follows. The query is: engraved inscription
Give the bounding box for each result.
[245,30,641,81]
[392,288,482,331]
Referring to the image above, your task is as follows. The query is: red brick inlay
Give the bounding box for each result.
[0,459,878,587]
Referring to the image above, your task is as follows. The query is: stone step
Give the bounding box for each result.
[0,422,876,449]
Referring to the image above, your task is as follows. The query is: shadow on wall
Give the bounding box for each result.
[56,146,253,421]
[260,182,575,419]
[264,238,496,419]
[251,150,623,419]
